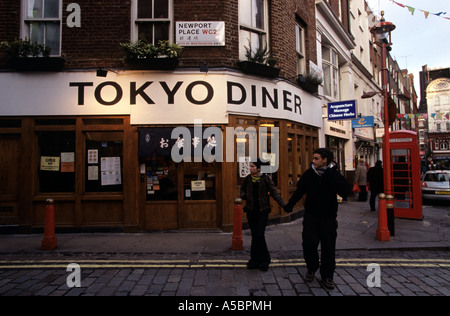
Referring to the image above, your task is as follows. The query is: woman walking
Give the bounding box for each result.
[240,159,286,271]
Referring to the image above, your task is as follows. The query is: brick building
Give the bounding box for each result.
[0,0,327,232]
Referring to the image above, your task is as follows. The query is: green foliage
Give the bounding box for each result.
[244,42,278,67]
[1,38,51,58]
[120,40,183,59]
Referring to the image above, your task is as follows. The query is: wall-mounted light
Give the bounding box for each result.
[96,67,119,77]
[96,67,108,77]
[200,61,208,73]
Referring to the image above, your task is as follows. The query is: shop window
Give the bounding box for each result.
[85,132,123,193]
[145,157,177,201]
[23,0,61,56]
[37,131,75,192]
[134,0,172,44]
[184,162,216,200]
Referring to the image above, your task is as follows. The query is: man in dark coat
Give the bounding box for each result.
[367,160,384,212]
[284,148,348,290]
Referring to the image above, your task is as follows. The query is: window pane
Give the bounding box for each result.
[155,23,169,42]
[138,23,154,43]
[138,0,153,18]
[45,22,60,55]
[44,0,59,18]
[253,0,264,29]
[154,0,169,18]
[146,158,178,201]
[323,63,331,96]
[85,132,123,193]
[322,45,330,62]
[38,131,75,193]
[30,22,44,44]
[184,162,216,200]
[333,68,338,98]
[239,0,251,25]
[28,0,43,18]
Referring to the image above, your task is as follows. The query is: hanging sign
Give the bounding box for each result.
[352,116,374,128]
[327,100,357,121]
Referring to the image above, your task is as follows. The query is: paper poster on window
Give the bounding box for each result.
[239,156,251,178]
[61,152,75,172]
[88,166,98,181]
[100,157,121,186]
[88,150,98,164]
[191,180,206,191]
[40,156,60,171]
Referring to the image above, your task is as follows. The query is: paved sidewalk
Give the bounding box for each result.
[0,198,448,255]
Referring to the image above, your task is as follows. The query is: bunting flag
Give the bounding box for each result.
[394,113,449,121]
[390,1,450,20]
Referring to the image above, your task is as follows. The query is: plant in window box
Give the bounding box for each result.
[0,38,65,71]
[297,72,323,94]
[120,40,183,70]
[238,44,280,79]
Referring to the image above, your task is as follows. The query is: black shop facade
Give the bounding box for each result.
[0,70,322,232]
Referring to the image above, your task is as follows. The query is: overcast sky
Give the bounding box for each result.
[365,0,450,101]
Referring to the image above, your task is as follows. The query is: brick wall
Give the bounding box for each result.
[0,0,319,83]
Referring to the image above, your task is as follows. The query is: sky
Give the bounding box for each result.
[365,0,450,101]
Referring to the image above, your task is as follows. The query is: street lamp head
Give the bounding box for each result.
[370,11,396,41]
[361,91,379,99]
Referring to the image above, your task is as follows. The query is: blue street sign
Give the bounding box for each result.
[352,116,374,128]
[327,100,357,121]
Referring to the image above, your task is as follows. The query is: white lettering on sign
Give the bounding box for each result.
[176,22,225,46]
[390,138,413,143]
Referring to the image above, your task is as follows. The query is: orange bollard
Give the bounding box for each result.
[376,193,390,242]
[41,198,58,250]
[232,198,243,250]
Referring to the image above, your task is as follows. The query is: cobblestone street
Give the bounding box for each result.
[1,249,449,297]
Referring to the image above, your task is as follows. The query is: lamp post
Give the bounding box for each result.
[371,11,396,241]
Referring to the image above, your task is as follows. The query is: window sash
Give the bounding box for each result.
[23,0,61,56]
[133,0,172,44]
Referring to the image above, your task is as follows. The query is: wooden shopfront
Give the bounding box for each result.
[0,70,322,232]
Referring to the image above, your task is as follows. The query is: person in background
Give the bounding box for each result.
[240,159,286,272]
[284,148,348,290]
[354,158,368,202]
[367,160,384,212]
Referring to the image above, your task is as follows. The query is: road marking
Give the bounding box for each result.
[0,258,448,269]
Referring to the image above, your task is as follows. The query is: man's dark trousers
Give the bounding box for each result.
[302,214,338,280]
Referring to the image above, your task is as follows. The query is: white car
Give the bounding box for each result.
[421,170,450,201]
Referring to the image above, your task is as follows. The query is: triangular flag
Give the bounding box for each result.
[422,10,430,19]
[407,6,416,15]
[392,1,406,8]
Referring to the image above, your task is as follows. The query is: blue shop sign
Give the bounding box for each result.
[327,100,357,121]
[352,116,374,128]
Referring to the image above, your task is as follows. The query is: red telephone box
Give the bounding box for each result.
[387,130,422,220]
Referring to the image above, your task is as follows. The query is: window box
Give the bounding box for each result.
[8,57,65,71]
[297,74,320,94]
[121,40,182,70]
[237,61,280,79]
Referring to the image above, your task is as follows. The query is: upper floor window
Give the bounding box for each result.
[22,0,61,56]
[295,22,306,75]
[322,45,339,99]
[239,0,268,60]
[132,0,172,44]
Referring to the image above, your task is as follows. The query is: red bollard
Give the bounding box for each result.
[232,198,243,250]
[376,193,390,242]
[41,198,57,250]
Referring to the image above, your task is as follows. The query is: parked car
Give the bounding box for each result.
[421,170,450,201]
